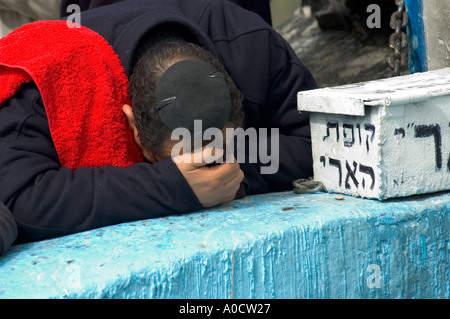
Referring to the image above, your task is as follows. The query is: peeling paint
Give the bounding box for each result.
[0,192,448,299]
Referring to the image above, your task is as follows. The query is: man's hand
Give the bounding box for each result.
[174,148,244,208]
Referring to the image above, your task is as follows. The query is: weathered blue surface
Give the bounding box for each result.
[405,0,428,73]
[0,192,448,299]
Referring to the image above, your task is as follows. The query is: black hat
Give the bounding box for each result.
[154,59,232,134]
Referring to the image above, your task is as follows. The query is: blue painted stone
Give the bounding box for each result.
[0,192,448,299]
[405,0,428,73]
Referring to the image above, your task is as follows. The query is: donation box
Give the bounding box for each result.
[298,68,450,200]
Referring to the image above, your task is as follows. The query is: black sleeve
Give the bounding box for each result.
[215,30,316,194]
[253,30,316,192]
[0,202,17,257]
[203,1,317,195]
[0,83,202,243]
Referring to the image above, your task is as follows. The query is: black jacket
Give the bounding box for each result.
[0,202,16,256]
[61,0,272,25]
[0,0,316,244]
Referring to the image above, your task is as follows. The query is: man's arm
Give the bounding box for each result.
[0,202,16,256]
[221,31,317,194]
[0,83,202,243]
[204,0,317,195]
[255,30,317,192]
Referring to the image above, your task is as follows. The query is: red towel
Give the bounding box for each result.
[0,20,142,169]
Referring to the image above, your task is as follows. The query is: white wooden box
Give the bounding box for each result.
[298,68,450,200]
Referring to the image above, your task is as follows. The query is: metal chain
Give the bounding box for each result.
[388,0,409,76]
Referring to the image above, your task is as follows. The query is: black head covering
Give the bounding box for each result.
[154,59,232,134]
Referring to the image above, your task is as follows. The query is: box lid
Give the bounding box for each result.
[298,68,450,116]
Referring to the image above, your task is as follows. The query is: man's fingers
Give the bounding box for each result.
[213,161,242,183]
[219,172,244,205]
[222,168,244,192]
[174,148,243,208]
[172,146,226,167]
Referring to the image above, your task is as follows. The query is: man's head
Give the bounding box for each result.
[123,36,244,163]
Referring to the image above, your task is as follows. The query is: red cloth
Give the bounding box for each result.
[0,20,142,169]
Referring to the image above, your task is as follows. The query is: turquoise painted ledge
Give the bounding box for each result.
[0,191,448,299]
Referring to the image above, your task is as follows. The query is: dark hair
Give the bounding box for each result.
[129,37,244,156]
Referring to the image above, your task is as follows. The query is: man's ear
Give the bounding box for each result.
[122,104,135,128]
[122,104,160,164]
[122,104,141,146]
